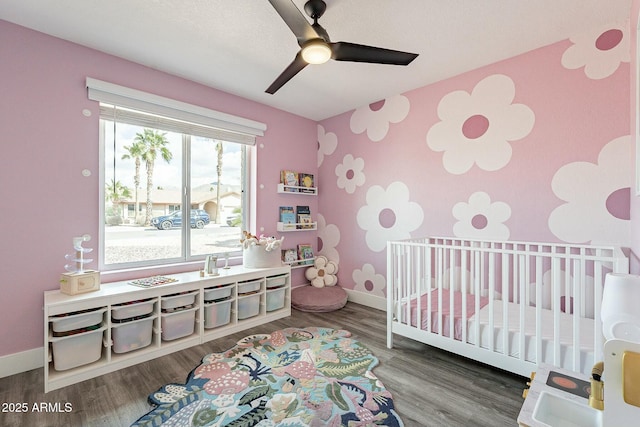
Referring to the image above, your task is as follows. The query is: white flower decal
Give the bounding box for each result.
[426,74,535,175]
[548,135,632,246]
[353,263,386,297]
[305,256,339,288]
[561,23,630,79]
[452,191,511,240]
[356,181,424,252]
[317,125,337,167]
[350,95,410,142]
[335,154,365,194]
[316,214,340,263]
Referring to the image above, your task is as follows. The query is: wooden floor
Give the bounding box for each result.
[0,302,526,427]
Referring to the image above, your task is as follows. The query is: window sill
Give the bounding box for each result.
[100,257,243,283]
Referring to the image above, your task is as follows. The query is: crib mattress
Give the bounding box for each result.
[402,289,488,339]
[467,302,596,374]
[402,293,596,375]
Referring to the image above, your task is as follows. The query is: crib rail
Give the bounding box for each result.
[387,237,629,376]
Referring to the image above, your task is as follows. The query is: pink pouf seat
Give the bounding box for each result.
[291,285,348,312]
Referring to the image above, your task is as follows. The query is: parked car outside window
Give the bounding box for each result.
[151,209,210,230]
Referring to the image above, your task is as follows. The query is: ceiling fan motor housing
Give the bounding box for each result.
[304,0,327,20]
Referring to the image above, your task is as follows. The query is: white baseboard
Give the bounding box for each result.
[344,289,387,311]
[0,347,44,378]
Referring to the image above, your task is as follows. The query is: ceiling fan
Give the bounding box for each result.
[266,0,419,94]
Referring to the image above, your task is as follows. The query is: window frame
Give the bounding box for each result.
[90,78,264,271]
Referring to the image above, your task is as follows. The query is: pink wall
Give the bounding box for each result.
[631,1,640,273]
[317,23,632,298]
[0,20,317,357]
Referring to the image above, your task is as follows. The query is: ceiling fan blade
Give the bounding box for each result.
[266,52,308,94]
[330,41,418,65]
[268,0,320,43]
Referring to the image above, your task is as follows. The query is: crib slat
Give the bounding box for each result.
[535,251,543,370]
[572,257,582,372]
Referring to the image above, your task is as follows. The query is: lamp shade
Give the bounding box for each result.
[601,273,640,343]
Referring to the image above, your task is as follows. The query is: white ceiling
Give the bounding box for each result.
[0,0,632,121]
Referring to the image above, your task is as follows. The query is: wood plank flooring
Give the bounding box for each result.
[0,303,526,427]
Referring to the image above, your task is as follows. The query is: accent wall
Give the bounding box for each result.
[316,21,632,303]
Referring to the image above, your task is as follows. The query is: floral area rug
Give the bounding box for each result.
[132,327,403,426]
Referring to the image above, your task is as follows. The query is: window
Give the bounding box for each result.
[88,78,266,270]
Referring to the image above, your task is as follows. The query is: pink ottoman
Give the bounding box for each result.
[291,285,348,312]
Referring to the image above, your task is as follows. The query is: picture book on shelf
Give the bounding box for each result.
[297,244,314,265]
[279,206,295,223]
[296,205,311,229]
[281,248,298,264]
[280,170,299,191]
[298,173,315,193]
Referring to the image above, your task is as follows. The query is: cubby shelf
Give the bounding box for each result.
[43,265,291,393]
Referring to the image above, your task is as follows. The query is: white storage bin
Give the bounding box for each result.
[204,299,232,329]
[204,285,233,302]
[111,299,155,320]
[50,308,106,333]
[266,287,286,312]
[266,274,288,289]
[161,291,197,310]
[51,326,105,371]
[238,280,262,295]
[161,306,197,341]
[237,293,260,319]
[111,315,156,353]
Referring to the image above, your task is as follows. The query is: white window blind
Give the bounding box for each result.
[86,77,266,145]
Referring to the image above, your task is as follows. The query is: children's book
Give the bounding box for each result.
[297,244,314,265]
[298,173,315,193]
[279,206,296,231]
[296,205,311,229]
[280,170,299,192]
[281,248,298,264]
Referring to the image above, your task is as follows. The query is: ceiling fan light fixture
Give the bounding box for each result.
[301,39,331,64]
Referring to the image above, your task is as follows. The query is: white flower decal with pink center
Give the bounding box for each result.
[548,136,632,246]
[316,214,341,263]
[561,23,630,79]
[317,125,337,167]
[426,74,535,175]
[353,263,386,297]
[356,181,424,252]
[452,191,511,240]
[350,95,410,142]
[335,154,365,194]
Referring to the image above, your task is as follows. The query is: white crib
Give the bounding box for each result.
[386,237,629,377]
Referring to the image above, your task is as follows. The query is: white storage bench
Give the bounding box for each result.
[44,265,291,393]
